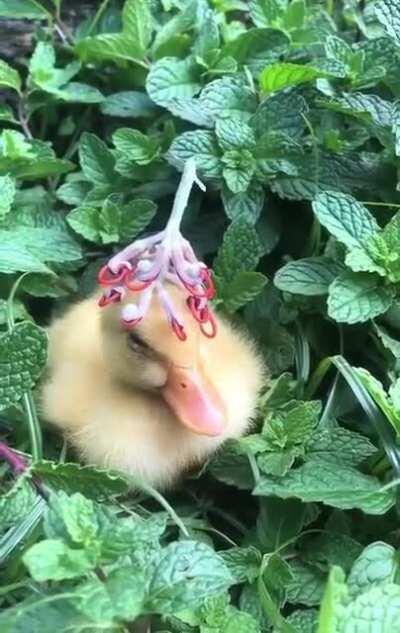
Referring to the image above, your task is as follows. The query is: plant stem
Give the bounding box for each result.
[86,0,111,36]
[17,99,32,139]
[359,201,400,209]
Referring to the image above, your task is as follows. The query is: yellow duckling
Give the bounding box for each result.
[42,285,264,488]
[42,160,265,487]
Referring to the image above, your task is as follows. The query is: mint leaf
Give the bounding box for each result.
[249,0,285,27]
[23,539,94,581]
[74,567,147,622]
[100,91,157,118]
[287,560,327,607]
[113,128,160,165]
[200,76,257,121]
[347,542,399,598]
[0,476,37,530]
[222,149,255,193]
[32,461,129,499]
[342,584,400,632]
[260,63,326,93]
[168,130,222,178]
[75,0,151,64]
[221,271,268,312]
[216,119,256,152]
[214,219,262,283]
[222,181,265,224]
[252,90,307,138]
[375,0,400,46]
[122,0,153,51]
[312,191,380,251]
[254,457,395,514]
[275,257,343,296]
[220,546,262,584]
[224,28,290,76]
[327,272,393,323]
[147,541,234,613]
[308,420,377,466]
[79,132,116,185]
[0,60,21,93]
[67,198,156,244]
[0,322,47,411]
[147,57,201,107]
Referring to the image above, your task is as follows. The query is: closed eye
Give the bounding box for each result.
[128,330,152,353]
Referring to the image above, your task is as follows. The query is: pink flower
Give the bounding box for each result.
[98,159,217,340]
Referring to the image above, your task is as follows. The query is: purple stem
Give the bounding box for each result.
[0,441,27,475]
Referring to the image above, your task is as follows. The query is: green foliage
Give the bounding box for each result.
[2,0,400,631]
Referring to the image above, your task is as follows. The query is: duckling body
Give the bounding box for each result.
[42,287,265,488]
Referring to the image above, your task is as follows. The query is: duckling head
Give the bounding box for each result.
[100,284,265,440]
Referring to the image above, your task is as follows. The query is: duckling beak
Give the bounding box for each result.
[161,365,226,437]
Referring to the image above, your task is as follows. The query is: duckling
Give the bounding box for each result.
[42,284,265,488]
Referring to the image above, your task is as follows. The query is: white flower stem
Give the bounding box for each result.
[165,159,206,246]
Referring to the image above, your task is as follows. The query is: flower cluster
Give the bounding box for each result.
[98,159,217,341]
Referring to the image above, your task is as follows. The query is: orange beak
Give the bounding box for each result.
[161,365,226,437]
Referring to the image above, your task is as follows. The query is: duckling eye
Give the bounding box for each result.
[128,331,151,353]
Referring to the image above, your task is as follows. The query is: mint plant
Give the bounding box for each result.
[2,0,400,631]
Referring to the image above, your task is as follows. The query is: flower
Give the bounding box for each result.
[98,159,217,341]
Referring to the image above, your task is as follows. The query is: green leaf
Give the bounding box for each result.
[147,57,201,107]
[0,244,50,274]
[0,0,48,18]
[252,90,307,138]
[342,584,400,632]
[258,449,297,476]
[327,272,394,324]
[220,546,262,584]
[214,219,262,283]
[75,0,152,65]
[74,566,147,622]
[113,128,160,165]
[222,181,265,224]
[216,119,256,152]
[200,76,257,122]
[67,198,156,244]
[32,461,129,499]
[312,191,380,251]
[0,174,16,219]
[100,91,157,118]
[56,180,91,206]
[0,225,82,266]
[147,541,234,613]
[260,63,326,93]
[287,560,327,607]
[0,60,21,93]
[249,0,285,27]
[208,442,254,489]
[254,456,395,514]
[0,321,47,411]
[222,149,255,193]
[79,132,116,185]
[308,420,377,466]
[221,271,268,312]
[275,257,343,296]
[167,130,222,179]
[122,0,153,51]
[224,28,290,76]
[347,542,399,598]
[23,539,94,581]
[0,476,37,530]
[375,0,400,46]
